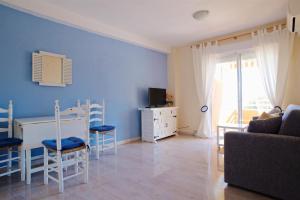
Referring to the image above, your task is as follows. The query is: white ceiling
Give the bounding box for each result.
[1,0,288,52]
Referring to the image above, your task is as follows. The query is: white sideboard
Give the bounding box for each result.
[139,107,178,142]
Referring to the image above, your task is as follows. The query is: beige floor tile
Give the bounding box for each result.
[0,135,273,200]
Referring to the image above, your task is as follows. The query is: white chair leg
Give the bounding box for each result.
[83,148,89,184]
[63,155,68,172]
[96,132,100,160]
[8,149,12,176]
[102,134,104,152]
[89,136,93,157]
[57,151,64,193]
[114,129,117,154]
[20,146,25,181]
[75,151,79,174]
[43,147,48,185]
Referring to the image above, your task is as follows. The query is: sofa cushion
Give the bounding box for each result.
[268,106,283,114]
[279,110,300,137]
[258,112,280,120]
[247,117,282,134]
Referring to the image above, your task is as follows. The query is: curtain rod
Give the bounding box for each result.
[190,19,287,48]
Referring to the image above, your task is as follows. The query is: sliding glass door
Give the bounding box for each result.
[241,53,272,124]
[214,57,239,125]
[213,51,271,126]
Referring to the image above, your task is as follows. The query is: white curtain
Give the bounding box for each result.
[252,28,294,108]
[192,43,217,138]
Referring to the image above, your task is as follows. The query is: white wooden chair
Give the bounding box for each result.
[0,100,25,180]
[42,100,89,193]
[77,100,117,159]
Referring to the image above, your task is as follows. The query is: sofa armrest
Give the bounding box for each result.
[224,132,300,199]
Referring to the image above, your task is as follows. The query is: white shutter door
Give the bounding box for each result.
[32,53,42,82]
[63,58,72,84]
[169,108,177,135]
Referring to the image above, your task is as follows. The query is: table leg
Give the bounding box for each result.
[20,146,25,181]
[26,149,31,184]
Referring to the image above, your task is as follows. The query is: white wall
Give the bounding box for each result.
[283,36,300,106]
[168,46,199,134]
[169,36,300,134]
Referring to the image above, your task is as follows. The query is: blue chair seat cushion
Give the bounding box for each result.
[90,125,115,132]
[0,138,23,148]
[42,137,85,151]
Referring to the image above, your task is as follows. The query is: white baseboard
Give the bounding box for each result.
[117,137,141,145]
[178,129,196,135]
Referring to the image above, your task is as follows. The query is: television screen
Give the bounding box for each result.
[148,88,166,107]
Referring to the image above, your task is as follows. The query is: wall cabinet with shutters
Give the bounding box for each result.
[32,51,72,87]
[139,107,178,143]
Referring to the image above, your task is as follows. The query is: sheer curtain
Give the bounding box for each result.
[192,42,217,138]
[252,27,294,108]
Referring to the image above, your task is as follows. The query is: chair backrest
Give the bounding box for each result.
[89,100,105,127]
[77,99,105,127]
[54,100,88,151]
[0,100,13,138]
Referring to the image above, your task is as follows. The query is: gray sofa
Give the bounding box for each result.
[224,105,300,200]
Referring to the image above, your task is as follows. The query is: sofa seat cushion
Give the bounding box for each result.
[247,117,282,134]
[279,110,300,137]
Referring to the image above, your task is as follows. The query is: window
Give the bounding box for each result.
[213,51,272,126]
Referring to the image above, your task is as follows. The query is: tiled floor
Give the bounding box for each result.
[0,135,273,200]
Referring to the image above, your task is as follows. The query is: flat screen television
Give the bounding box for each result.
[148,88,166,107]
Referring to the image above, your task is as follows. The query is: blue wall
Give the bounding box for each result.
[0,5,168,141]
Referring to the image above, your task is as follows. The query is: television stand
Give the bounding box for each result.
[138,107,178,143]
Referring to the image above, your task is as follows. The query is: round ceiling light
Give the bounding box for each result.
[192,10,210,21]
